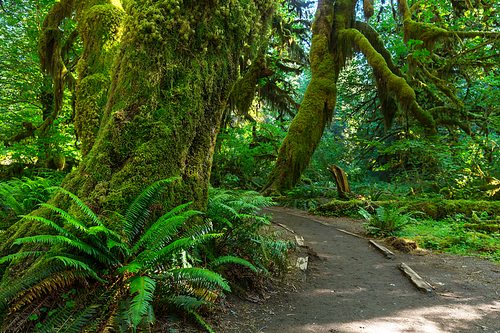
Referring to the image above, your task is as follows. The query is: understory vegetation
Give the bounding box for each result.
[0,178,293,331]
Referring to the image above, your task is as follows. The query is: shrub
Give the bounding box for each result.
[207,188,295,273]
[359,205,419,237]
[0,174,63,229]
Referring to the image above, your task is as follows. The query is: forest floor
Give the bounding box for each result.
[179,206,500,333]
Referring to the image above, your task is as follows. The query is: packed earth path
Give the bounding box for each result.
[214,207,500,333]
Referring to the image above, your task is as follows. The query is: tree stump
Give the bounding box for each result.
[328,165,351,199]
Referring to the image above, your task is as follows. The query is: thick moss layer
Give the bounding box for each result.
[75,2,124,156]
[463,223,500,234]
[312,199,500,220]
[233,53,265,119]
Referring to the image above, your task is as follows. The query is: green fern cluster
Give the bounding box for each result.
[0,175,63,229]
[359,205,420,237]
[207,188,295,273]
[0,179,255,332]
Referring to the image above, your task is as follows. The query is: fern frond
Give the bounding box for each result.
[169,267,230,292]
[13,235,115,267]
[128,276,156,328]
[49,256,104,282]
[0,251,43,264]
[123,178,180,241]
[210,256,258,274]
[36,287,109,333]
[87,225,122,241]
[19,214,79,241]
[36,203,88,232]
[161,201,193,220]
[11,269,97,314]
[0,262,68,310]
[165,295,211,310]
[180,219,214,240]
[188,309,215,333]
[154,234,221,264]
[50,187,103,227]
[132,209,202,253]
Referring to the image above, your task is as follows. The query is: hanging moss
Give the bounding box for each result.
[233,53,266,119]
[340,28,438,135]
[262,0,338,195]
[363,0,374,20]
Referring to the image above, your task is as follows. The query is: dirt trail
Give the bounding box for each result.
[216,207,500,333]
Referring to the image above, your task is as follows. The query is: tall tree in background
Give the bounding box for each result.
[0,0,78,172]
[262,0,500,194]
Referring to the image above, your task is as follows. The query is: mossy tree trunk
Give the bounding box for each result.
[0,0,277,279]
[262,0,499,195]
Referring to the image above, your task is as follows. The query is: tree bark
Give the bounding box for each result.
[327,165,351,199]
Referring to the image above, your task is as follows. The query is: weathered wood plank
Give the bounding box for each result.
[277,223,295,234]
[399,263,434,293]
[369,240,395,259]
[336,228,367,239]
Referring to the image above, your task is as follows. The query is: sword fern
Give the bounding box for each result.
[1,178,255,332]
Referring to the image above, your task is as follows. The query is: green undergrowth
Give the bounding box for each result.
[0,180,295,332]
[0,173,64,229]
[311,198,500,220]
[278,185,336,210]
[396,214,500,261]
[313,198,500,261]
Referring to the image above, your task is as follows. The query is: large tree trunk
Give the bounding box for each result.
[261,0,350,195]
[0,0,276,279]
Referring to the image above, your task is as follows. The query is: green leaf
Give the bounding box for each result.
[210,256,258,274]
[128,275,156,328]
[123,178,180,241]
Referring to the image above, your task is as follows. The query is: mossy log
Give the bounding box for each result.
[312,199,500,220]
[463,223,500,234]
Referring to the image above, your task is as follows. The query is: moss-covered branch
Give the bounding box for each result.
[341,28,438,135]
[232,52,266,121]
[2,122,37,146]
[355,21,402,77]
[435,117,472,135]
[418,64,464,107]
[262,0,338,194]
